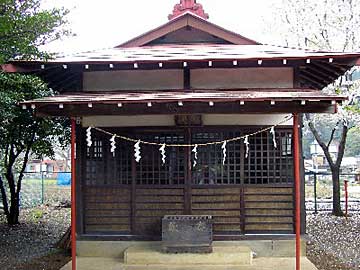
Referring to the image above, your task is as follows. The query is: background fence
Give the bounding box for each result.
[0,171,71,209]
[1,170,359,212]
[305,172,360,213]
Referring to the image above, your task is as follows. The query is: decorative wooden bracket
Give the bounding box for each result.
[169,0,209,20]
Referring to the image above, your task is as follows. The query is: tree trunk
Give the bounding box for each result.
[4,167,20,225]
[331,167,344,216]
[0,175,10,220]
[7,193,20,225]
[56,226,71,251]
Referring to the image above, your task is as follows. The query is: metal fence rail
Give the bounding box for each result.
[0,171,71,209]
[306,199,360,212]
[305,171,360,213]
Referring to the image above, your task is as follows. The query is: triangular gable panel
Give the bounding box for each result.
[117,13,260,48]
[147,26,233,45]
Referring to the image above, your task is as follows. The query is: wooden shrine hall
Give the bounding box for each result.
[6,0,360,269]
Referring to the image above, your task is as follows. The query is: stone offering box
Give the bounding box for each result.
[162,215,213,253]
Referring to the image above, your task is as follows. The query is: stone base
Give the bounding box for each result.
[77,239,307,258]
[61,257,319,270]
[124,243,252,266]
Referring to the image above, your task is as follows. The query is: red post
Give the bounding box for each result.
[71,118,76,270]
[293,113,301,270]
[345,180,348,220]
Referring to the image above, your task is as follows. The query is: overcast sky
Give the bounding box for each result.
[42,0,281,54]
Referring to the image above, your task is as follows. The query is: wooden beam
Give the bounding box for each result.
[35,101,337,117]
[305,65,338,81]
[301,69,329,84]
[299,74,324,89]
[310,61,343,78]
[317,60,348,73]
[184,67,190,89]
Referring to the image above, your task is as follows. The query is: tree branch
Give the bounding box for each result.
[306,114,335,168]
[16,128,36,196]
[335,123,348,168]
[327,121,340,148]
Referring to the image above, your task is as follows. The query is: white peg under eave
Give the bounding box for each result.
[22,104,27,110]
[134,63,138,69]
[88,103,93,108]
[59,104,64,109]
[270,100,276,105]
[209,101,214,106]
[258,60,263,65]
[331,100,336,105]
[109,64,114,69]
[240,101,245,106]
[301,100,306,106]
[329,58,334,63]
[178,101,183,106]
[41,64,45,70]
[283,59,287,65]
[85,64,89,70]
[62,64,68,69]
[306,59,311,64]
[147,102,152,107]
[117,103,123,108]
[183,62,188,67]
[31,104,36,109]
[208,61,213,67]
[159,63,163,68]
[233,60,238,66]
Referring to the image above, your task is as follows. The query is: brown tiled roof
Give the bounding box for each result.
[21,89,346,105]
[32,44,360,64]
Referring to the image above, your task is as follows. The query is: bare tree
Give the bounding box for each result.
[267,0,360,216]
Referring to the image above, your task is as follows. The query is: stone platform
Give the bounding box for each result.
[61,257,319,270]
[124,243,253,266]
[61,239,317,269]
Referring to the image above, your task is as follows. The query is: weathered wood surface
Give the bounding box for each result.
[83,185,294,237]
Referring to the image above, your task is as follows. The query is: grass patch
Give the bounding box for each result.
[30,209,44,222]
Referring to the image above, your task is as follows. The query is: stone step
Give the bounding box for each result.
[124,243,253,266]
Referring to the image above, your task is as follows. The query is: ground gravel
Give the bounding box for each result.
[0,205,70,270]
[1,206,359,270]
[307,213,360,270]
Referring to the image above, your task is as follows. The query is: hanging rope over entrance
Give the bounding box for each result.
[87,114,293,163]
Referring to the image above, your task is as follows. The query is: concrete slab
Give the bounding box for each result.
[124,243,252,266]
[77,239,306,258]
[61,257,318,270]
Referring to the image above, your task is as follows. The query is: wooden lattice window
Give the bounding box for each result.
[86,138,105,185]
[244,130,293,184]
[135,133,186,185]
[107,140,132,185]
[191,131,242,184]
[83,128,293,186]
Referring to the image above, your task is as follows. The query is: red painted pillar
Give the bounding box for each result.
[293,113,301,270]
[71,118,76,270]
[345,180,348,220]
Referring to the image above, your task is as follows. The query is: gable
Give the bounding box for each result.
[146,26,232,45]
[117,13,260,48]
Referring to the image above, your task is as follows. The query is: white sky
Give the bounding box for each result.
[42,0,282,54]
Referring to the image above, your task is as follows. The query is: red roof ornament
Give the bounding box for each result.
[169,0,209,20]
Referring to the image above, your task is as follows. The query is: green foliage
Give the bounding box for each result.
[0,72,70,161]
[0,0,71,225]
[30,208,44,222]
[345,127,360,157]
[0,0,71,63]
